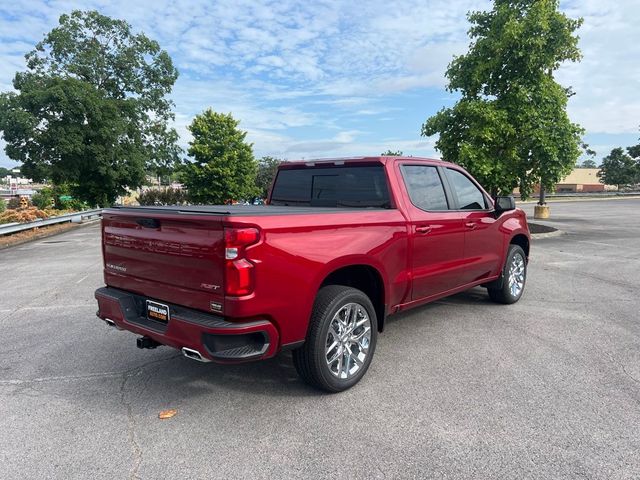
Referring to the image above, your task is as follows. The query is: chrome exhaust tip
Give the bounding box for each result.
[181,347,211,363]
[103,318,116,327]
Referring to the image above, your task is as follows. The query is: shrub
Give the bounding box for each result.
[7,196,22,209]
[0,199,5,213]
[26,186,88,212]
[137,189,159,205]
[0,206,48,224]
[138,187,188,206]
[57,196,89,211]
[31,188,55,209]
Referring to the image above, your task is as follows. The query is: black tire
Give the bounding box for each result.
[488,244,527,304]
[293,285,378,393]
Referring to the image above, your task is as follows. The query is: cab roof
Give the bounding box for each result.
[279,156,457,169]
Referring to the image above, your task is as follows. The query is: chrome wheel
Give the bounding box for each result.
[508,252,526,297]
[325,302,372,379]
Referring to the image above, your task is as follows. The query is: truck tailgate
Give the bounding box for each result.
[101,210,225,302]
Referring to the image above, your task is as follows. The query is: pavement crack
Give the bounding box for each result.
[0,354,181,387]
[620,363,640,385]
[120,372,143,480]
[117,354,180,480]
[0,371,124,386]
[604,352,640,386]
[1,354,182,476]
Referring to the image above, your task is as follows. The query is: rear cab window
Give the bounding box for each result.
[270,165,391,208]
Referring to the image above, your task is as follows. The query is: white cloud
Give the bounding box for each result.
[0,0,638,167]
[556,0,640,134]
[279,132,438,160]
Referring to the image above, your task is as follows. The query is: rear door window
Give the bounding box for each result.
[401,165,449,211]
[446,168,487,210]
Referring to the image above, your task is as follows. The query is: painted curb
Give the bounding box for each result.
[531,228,564,239]
[518,195,640,205]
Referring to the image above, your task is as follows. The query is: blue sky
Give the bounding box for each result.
[1,0,639,169]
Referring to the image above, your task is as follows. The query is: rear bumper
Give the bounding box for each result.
[95,287,279,363]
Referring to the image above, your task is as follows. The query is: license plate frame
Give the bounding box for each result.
[146,300,170,324]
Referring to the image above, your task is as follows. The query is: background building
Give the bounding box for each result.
[554,168,615,193]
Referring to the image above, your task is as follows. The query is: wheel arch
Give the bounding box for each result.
[484,231,530,291]
[510,233,530,259]
[319,264,386,332]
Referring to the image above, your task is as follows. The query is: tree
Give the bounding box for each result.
[182,109,258,204]
[255,156,283,198]
[628,130,640,159]
[598,148,639,189]
[580,159,597,168]
[0,10,179,206]
[381,150,403,156]
[138,187,188,206]
[0,167,11,178]
[421,0,584,200]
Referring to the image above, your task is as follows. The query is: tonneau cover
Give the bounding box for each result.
[105,205,384,216]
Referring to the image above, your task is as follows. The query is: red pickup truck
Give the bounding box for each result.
[95,156,530,392]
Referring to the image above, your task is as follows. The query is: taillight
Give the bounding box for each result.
[224,227,260,296]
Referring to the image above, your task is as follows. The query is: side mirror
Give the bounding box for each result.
[494,196,516,216]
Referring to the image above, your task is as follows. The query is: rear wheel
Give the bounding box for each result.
[293,285,377,392]
[488,244,527,304]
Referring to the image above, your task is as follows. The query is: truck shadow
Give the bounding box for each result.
[116,350,317,401]
[111,288,492,401]
[65,287,495,409]
[386,286,493,324]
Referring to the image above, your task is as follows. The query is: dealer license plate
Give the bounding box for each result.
[146,300,170,323]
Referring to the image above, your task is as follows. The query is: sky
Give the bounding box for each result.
[0,0,639,169]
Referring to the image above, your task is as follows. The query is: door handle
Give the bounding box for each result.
[465,221,477,230]
[415,225,432,234]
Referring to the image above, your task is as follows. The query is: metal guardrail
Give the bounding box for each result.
[0,209,102,236]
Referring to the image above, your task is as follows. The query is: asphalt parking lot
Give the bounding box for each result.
[1,199,639,479]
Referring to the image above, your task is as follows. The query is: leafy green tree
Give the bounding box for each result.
[0,167,11,178]
[138,187,188,206]
[182,109,258,204]
[0,10,180,206]
[580,159,597,168]
[381,150,403,156]
[598,148,639,189]
[255,156,283,198]
[421,0,584,200]
[628,130,640,159]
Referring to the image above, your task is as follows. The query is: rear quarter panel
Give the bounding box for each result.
[225,209,410,345]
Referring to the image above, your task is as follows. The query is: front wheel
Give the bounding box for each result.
[488,244,527,304]
[293,285,378,393]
